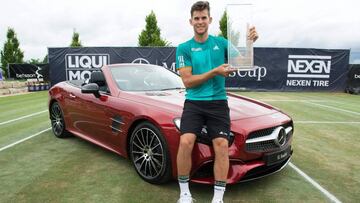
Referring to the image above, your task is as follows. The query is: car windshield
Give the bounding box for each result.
[109,64,185,91]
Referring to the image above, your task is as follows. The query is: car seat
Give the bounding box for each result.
[89,71,109,92]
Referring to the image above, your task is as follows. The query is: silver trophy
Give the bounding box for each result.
[227,3,257,70]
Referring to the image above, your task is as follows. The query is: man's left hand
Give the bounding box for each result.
[248,26,259,42]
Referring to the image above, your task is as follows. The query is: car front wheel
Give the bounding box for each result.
[129,122,172,184]
[50,102,71,138]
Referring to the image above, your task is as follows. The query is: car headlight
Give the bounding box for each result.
[173,118,181,130]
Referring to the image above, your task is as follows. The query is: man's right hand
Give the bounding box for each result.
[179,64,236,88]
[215,64,237,77]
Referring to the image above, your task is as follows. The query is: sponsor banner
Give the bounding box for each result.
[226,48,350,91]
[8,63,49,81]
[49,47,349,91]
[345,64,360,94]
[65,54,110,81]
[48,47,175,85]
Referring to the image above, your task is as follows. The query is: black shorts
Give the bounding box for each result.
[180,99,230,140]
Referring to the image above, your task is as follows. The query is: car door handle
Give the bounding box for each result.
[69,93,76,99]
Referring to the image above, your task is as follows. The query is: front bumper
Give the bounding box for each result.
[188,116,294,184]
[190,147,293,184]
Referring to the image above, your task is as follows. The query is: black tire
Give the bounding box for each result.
[129,121,172,184]
[50,102,71,138]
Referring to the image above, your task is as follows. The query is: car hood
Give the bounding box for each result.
[128,90,278,120]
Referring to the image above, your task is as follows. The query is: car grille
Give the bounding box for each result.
[245,122,293,152]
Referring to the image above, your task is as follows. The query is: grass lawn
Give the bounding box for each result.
[0,91,359,202]
[238,91,360,202]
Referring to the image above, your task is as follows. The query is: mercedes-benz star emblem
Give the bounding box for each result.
[131,58,150,64]
[274,127,287,147]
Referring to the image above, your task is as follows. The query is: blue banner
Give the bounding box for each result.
[227,48,350,91]
[8,63,49,81]
[48,47,175,86]
[48,47,349,91]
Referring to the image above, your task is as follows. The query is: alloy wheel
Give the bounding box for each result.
[50,103,66,137]
[130,127,165,180]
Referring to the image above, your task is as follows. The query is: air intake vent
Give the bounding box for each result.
[110,115,124,134]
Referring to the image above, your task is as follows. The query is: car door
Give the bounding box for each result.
[75,89,132,151]
[89,95,132,150]
[62,84,85,132]
[71,90,112,146]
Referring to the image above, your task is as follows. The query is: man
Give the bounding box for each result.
[175,1,258,203]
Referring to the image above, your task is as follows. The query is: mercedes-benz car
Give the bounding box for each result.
[48,63,293,184]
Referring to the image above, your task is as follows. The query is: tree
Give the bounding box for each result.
[70,30,82,47]
[138,11,170,46]
[218,10,240,46]
[27,58,42,64]
[0,28,24,78]
[218,10,227,39]
[42,54,48,63]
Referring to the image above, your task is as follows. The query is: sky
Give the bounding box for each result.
[1,0,360,63]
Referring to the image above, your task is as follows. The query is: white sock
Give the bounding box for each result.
[178,176,191,196]
[213,181,226,201]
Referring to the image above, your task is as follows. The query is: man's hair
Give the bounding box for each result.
[191,1,210,17]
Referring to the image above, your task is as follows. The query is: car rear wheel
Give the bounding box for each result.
[50,102,70,138]
[129,122,172,184]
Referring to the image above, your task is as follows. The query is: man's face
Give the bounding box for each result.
[190,9,212,36]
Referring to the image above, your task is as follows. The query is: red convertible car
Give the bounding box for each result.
[48,63,293,184]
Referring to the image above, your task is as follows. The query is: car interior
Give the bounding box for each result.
[88,71,109,93]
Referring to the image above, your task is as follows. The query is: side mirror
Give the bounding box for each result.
[81,83,101,98]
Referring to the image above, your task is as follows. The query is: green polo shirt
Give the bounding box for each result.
[176,35,228,101]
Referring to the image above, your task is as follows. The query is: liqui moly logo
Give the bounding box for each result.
[287,55,331,78]
[65,54,110,80]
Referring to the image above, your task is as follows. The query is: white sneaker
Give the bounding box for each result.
[177,195,194,203]
[211,199,224,203]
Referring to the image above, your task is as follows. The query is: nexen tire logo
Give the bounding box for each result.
[287,55,331,78]
[65,54,110,80]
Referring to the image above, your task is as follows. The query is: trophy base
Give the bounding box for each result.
[230,65,259,71]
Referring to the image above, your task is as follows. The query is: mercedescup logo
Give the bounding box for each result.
[228,66,267,81]
[286,55,331,87]
[65,54,110,80]
[132,58,150,64]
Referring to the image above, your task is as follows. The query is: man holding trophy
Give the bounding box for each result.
[176,1,258,203]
